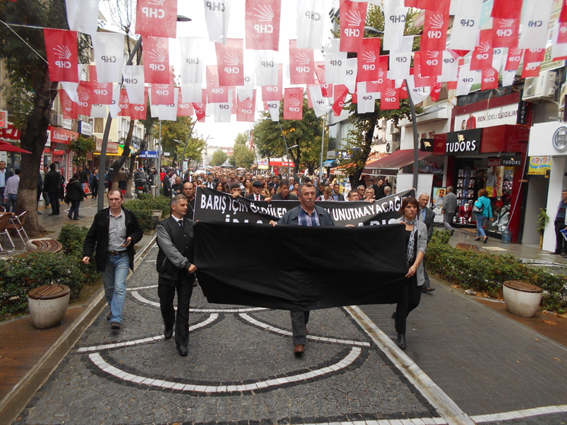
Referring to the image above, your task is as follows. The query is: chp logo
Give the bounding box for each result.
[295,53,311,73]
[428,14,444,39]
[63,97,74,112]
[134,105,145,112]
[384,88,397,103]
[288,94,301,112]
[426,50,439,66]
[496,19,515,37]
[224,53,240,74]
[362,51,376,71]
[53,45,73,69]
[78,90,90,107]
[93,81,110,96]
[476,41,491,60]
[344,10,362,37]
[483,68,496,83]
[253,5,274,33]
[239,97,254,114]
[141,0,167,19]
[148,49,167,71]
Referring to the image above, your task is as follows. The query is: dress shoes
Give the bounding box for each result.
[177,345,188,357]
[106,312,112,320]
[111,321,121,330]
[294,344,305,356]
[397,333,406,350]
[164,329,173,340]
[421,287,435,293]
[550,251,561,255]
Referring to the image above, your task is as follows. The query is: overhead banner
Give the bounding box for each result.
[65,0,98,37]
[236,90,256,122]
[357,38,381,82]
[296,0,325,49]
[122,65,145,105]
[142,36,170,84]
[215,39,245,86]
[76,82,92,116]
[283,87,304,120]
[245,0,281,51]
[339,0,367,53]
[93,32,125,83]
[89,65,113,104]
[518,0,553,49]
[179,37,205,85]
[194,187,414,226]
[203,0,232,44]
[136,0,177,38]
[44,29,79,83]
[266,101,280,121]
[261,64,283,100]
[289,40,315,84]
[194,222,408,311]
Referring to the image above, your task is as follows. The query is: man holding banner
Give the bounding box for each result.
[270,183,335,356]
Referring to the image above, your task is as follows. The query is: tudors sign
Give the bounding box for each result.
[446,129,482,155]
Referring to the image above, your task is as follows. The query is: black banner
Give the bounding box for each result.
[194,222,408,311]
[194,187,415,226]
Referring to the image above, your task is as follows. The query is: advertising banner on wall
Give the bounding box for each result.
[453,103,519,131]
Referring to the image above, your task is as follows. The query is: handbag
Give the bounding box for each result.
[472,201,484,214]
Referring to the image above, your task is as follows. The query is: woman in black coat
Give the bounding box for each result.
[66,172,86,220]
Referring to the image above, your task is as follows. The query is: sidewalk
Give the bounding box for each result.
[1,224,566,425]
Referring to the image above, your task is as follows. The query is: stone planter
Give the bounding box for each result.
[28,285,71,329]
[503,280,542,318]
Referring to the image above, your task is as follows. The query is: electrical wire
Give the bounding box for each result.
[0,19,48,64]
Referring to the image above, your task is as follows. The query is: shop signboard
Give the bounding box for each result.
[420,138,434,152]
[528,156,552,175]
[517,100,531,126]
[446,129,482,155]
[48,126,79,145]
[502,155,521,166]
[139,150,158,158]
[453,103,519,131]
[79,121,93,136]
[0,110,7,128]
[488,158,501,167]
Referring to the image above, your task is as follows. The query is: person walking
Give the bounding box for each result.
[392,196,428,350]
[551,190,567,257]
[270,183,335,356]
[473,188,493,244]
[82,189,144,330]
[0,161,14,210]
[418,193,435,293]
[65,172,86,220]
[3,168,20,212]
[442,186,458,235]
[156,195,197,357]
[44,164,62,216]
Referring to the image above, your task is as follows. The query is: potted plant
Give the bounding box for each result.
[537,208,549,250]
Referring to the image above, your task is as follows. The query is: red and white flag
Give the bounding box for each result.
[430,82,443,101]
[151,83,174,105]
[366,55,389,93]
[58,89,78,120]
[289,40,315,84]
[216,39,245,86]
[314,61,333,98]
[245,0,281,51]
[492,18,519,48]
[558,21,567,44]
[177,90,194,117]
[192,90,208,122]
[283,87,303,120]
[136,0,177,38]
[505,47,523,71]
[340,0,367,52]
[522,48,545,78]
[481,68,499,90]
[419,50,443,77]
[357,38,381,82]
[380,81,399,111]
[76,81,92,117]
[130,88,149,121]
[308,85,330,117]
[421,11,449,51]
[143,36,170,84]
[261,64,283,101]
[44,29,79,82]
[237,90,256,122]
[333,84,349,116]
[118,88,131,117]
[491,0,522,20]
[207,66,230,103]
[89,65,113,105]
[470,30,493,71]
[413,53,434,88]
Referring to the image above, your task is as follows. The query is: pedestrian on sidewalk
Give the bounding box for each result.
[4,168,20,212]
[65,173,86,220]
[82,189,143,330]
[418,193,435,293]
[156,194,197,357]
[551,189,567,257]
[473,188,493,244]
[44,164,62,216]
[392,196,427,350]
[0,160,14,210]
[442,186,457,235]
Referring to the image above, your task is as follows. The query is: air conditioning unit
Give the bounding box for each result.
[522,71,557,101]
[51,114,64,126]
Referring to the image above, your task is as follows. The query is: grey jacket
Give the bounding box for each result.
[443,192,458,214]
[394,218,428,286]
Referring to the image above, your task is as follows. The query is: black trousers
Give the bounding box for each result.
[49,192,60,214]
[395,276,422,334]
[158,278,193,348]
[290,311,310,345]
[554,220,566,254]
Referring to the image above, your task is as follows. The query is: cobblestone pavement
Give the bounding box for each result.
[14,247,442,425]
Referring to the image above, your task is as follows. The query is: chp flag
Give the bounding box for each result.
[142,36,170,84]
[283,87,304,120]
[339,0,367,52]
[245,0,281,51]
[136,0,178,39]
[215,39,245,86]
[44,29,79,83]
[289,40,315,84]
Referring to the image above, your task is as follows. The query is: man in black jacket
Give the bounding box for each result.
[44,164,62,215]
[82,189,143,330]
[245,180,265,201]
[271,179,298,201]
[156,194,197,357]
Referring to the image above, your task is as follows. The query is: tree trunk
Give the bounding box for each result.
[350,116,378,188]
[111,119,135,196]
[17,66,58,237]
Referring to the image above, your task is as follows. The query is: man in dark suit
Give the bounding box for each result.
[44,163,62,215]
[182,181,196,219]
[373,178,386,200]
[156,194,197,357]
[418,193,435,293]
[270,183,335,356]
[271,179,298,200]
[246,180,265,201]
[332,183,345,201]
[163,169,173,197]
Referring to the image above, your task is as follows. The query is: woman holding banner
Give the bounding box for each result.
[392,197,428,350]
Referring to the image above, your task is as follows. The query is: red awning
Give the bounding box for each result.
[362,149,432,176]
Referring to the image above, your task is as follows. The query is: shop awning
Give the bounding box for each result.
[323,160,337,167]
[362,149,432,176]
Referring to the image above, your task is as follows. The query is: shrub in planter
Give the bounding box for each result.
[125,196,171,232]
[58,225,98,286]
[0,251,85,319]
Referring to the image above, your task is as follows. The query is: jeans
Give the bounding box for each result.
[102,252,129,323]
[7,193,17,212]
[69,200,80,219]
[476,214,486,238]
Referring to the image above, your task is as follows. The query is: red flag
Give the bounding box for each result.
[430,82,443,102]
[419,50,443,77]
[130,88,149,120]
[314,62,333,98]
[262,64,283,101]
[58,89,78,120]
[407,0,450,13]
[89,65,113,104]
[237,90,257,122]
[245,0,281,51]
[340,0,367,53]
[381,80,399,110]
[558,22,567,44]
[136,0,177,38]
[333,84,348,116]
[289,40,315,84]
[561,0,567,23]
[357,38,382,82]
[470,30,493,71]
[178,90,194,117]
[283,87,304,120]
[143,36,170,84]
[491,0,522,20]
[522,48,545,78]
[505,47,523,71]
[151,83,174,105]
[207,66,230,103]
[492,18,519,48]
[44,29,79,82]
[118,88,131,117]
[413,53,434,88]
[399,80,409,100]
[421,11,449,51]
[481,68,499,90]
[76,81,92,116]
[366,55,389,93]
[216,39,245,87]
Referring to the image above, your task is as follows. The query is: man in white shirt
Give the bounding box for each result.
[4,168,20,212]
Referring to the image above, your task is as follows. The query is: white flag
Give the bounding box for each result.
[456,64,481,96]
[492,47,506,73]
[502,69,516,87]
[450,0,482,50]
[324,52,349,84]
[342,58,358,93]
[239,53,256,100]
[389,53,411,79]
[179,38,205,85]
[109,84,121,119]
[181,84,205,103]
[256,51,279,86]
[65,0,98,37]
[150,102,159,119]
[323,39,342,55]
[214,102,232,122]
[383,5,408,52]
[122,66,145,105]
[94,33,125,83]
[296,0,325,49]
[90,103,107,118]
[551,21,567,60]
[159,88,179,121]
[406,75,431,105]
[356,82,378,114]
[267,101,280,121]
[61,81,79,103]
[438,51,459,82]
[309,85,330,117]
[518,0,553,49]
[203,0,232,44]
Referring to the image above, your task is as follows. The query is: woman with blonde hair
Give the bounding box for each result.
[474,188,493,243]
[316,186,334,201]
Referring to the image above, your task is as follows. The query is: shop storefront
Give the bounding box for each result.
[45,126,79,182]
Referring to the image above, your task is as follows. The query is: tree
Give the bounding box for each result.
[211,150,228,166]
[0,0,69,236]
[69,137,96,168]
[229,132,256,169]
[253,96,324,175]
